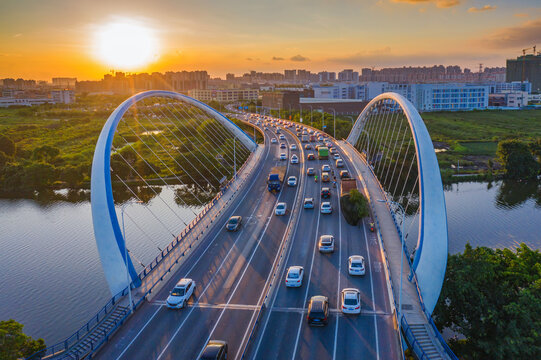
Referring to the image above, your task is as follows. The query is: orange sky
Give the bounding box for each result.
[1,0,540,80]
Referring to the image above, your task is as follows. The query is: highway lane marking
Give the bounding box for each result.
[290,155,323,360]
[114,133,274,360]
[374,261,382,273]
[271,306,391,316]
[191,130,296,360]
[333,143,344,360]
[363,219,380,360]
[251,130,311,360]
[149,302,259,310]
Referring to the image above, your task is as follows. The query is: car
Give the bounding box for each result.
[340,170,350,179]
[304,144,311,150]
[318,235,335,252]
[321,201,332,214]
[307,295,329,326]
[271,138,277,144]
[290,144,297,150]
[348,255,366,276]
[322,172,330,182]
[336,159,344,168]
[166,278,195,309]
[306,167,315,176]
[321,187,331,198]
[285,266,304,287]
[275,202,287,215]
[279,153,287,160]
[333,153,340,160]
[341,288,361,314]
[287,176,297,186]
[326,142,333,148]
[225,215,242,231]
[290,155,299,164]
[279,134,285,140]
[318,136,324,141]
[329,147,336,154]
[321,164,331,172]
[264,127,268,131]
[307,153,315,161]
[200,340,228,360]
[280,142,286,149]
[303,197,315,209]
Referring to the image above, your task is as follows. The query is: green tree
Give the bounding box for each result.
[32,145,60,163]
[433,243,541,360]
[0,135,16,157]
[497,139,539,179]
[0,319,46,360]
[340,189,369,225]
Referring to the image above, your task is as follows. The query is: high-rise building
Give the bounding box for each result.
[52,77,77,88]
[284,70,296,82]
[506,54,541,93]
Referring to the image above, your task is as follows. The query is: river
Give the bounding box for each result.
[0,180,539,345]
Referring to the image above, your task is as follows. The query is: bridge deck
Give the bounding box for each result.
[339,140,450,360]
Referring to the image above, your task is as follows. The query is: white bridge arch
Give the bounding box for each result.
[91,90,257,296]
[347,92,448,313]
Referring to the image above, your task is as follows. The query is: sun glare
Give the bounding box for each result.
[94,21,158,70]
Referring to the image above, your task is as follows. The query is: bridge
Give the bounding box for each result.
[28,91,457,360]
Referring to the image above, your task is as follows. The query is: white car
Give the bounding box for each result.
[336,159,344,168]
[166,278,195,309]
[304,198,314,209]
[275,202,287,215]
[321,164,331,172]
[333,153,340,160]
[287,176,297,186]
[279,153,287,160]
[341,288,361,314]
[271,138,277,144]
[290,144,297,150]
[290,155,299,164]
[320,202,332,214]
[279,134,285,140]
[285,266,304,287]
[318,235,335,253]
[348,255,366,276]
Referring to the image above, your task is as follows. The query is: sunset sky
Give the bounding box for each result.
[1,0,540,80]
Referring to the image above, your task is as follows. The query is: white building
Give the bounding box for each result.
[0,97,52,107]
[51,89,75,104]
[188,89,259,102]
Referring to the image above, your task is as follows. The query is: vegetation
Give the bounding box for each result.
[496,139,540,179]
[340,189,369,225]
[0,319,46,360]
[433,243,541,360]
[0,95,259,200]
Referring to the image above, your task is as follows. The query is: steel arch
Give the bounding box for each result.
[347,92,448,314]
[91,90,257,296]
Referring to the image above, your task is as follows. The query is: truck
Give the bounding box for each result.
[267,166,287,192]
[340,178,358,196]
[301,134,309,143]
[318,146,329,160]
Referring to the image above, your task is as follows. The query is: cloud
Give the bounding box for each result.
[391,0,460,8]
[13,33,22,38]
[477,17,541,49]
[468,5,497,12]
[245,57,253,61]
[290,54,309,62]
[514,13,528,17]
[272,56,284,61]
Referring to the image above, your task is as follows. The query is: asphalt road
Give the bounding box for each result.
[96,125,305,360]
[246,125,400,360]
[95,118,400,360]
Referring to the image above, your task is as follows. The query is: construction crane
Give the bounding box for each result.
[521,45,537,83]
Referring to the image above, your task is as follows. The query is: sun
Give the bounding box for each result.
[94,20,159,70]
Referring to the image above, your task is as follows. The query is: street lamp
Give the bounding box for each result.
[308,105,313,127]
[120,200,144,314]
[377,199,406,334]
[329,108,336,139]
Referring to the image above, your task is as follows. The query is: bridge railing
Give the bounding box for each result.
[27,120,264,360]
[350,145,458,360]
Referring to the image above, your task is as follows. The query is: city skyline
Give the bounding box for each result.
[1,0,540,80]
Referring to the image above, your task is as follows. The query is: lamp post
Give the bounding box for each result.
[308,105,313,127]
[120,200,143,314]
[233,136,237,180]
[329,108,336,138]
[377,199,405,334]
[299,104,303,123]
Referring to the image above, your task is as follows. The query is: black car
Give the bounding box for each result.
[200,340,228,360]
[225,216,242,231]
[307,295,329,326]
[321,187,331,198]
[340,170,350,179]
